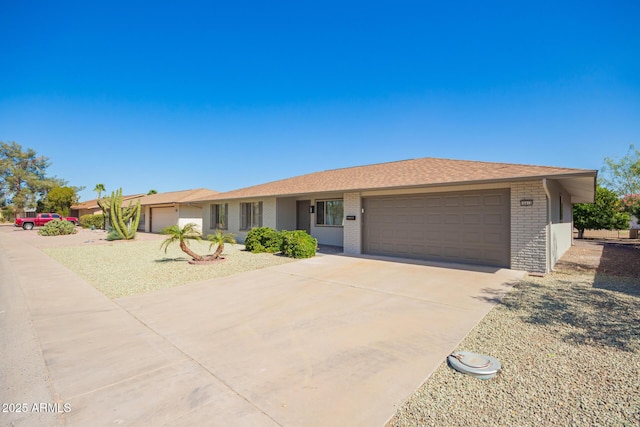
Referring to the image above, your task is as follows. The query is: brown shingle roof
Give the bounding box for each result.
[194,157,596,201]
[71,194,145,210]
[139,188,219,206]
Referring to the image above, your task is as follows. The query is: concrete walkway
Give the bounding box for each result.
[0,227,525,426]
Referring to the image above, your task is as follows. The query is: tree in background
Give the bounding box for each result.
[600,144,640,196]
[621,194,640,221]
[94,183,106,199]
[0,141,65,216]
[94,183,107,228]
[574,186,629,238]
[41,186,80,216]
[147,189,158,195]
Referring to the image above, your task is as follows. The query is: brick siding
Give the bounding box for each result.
[510,181,548,272]
[343,192,361,254]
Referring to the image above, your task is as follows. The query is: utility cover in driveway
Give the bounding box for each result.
[363,189,510,267]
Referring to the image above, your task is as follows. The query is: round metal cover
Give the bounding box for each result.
[447,351,501,380]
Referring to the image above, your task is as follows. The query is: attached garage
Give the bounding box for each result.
[150,207,177,233]
[362,189,510,267]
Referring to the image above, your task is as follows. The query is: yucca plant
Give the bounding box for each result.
[206,230,236,260]
[160,223,204,261]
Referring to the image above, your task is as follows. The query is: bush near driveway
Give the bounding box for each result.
[38,219,78,236]
[280,230,317,259]
[245,227,317,258]
[244,227,283,253]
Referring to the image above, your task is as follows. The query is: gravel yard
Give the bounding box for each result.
[389,239,640,427]
[43,235,296,299]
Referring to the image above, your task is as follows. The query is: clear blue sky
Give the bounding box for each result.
[1,0,639,201]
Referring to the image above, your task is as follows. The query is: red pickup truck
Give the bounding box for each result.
[15,213,79,230]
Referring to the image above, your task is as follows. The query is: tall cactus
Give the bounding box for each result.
[98,188,141,240]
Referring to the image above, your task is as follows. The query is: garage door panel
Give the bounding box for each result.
[426,198,442,207]
[465,231,481,243]
[484,232,504,244]
[396,215,408,224]
[484,194,505,206]
[363,189,510,267]
[463,214,481,224]
[484,214,504,225]
[442,247,461,258]
[427,214,441,224]
[445,196,461,207]
[445,215,460,224]
[423,231,438,241]
[411,215,424,224]
[464,195,481,206]
[411,198,426,208]
[412,230,425,240]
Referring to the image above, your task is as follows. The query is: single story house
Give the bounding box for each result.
[70,194,145,218]
[139,188,219,233]
[193,157,597,273]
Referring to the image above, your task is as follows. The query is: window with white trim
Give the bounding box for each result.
[210,203,228,229]
[240,202,262,230]
[316,199,344,226]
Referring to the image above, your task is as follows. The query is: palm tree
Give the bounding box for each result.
[94,184,107,229]
[160,223,204,261]
[206,230,236,260]
[94,183,106,199]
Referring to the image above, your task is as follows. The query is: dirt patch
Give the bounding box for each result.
[556,238,640,278]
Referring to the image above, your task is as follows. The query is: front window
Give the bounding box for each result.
[210,204,228,229]
[240,202,262,230]
[316,199,344,226]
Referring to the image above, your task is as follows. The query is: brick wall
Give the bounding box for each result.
[343,192,361,254]
[510,181,548,272]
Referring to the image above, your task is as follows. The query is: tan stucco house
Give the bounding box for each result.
[193,157,597,273]
[138,188,219,233]
[70,194,145,218]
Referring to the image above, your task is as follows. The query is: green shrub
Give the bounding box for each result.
[280,230,317,258]
[80,213,106,229]
[106,229,122,241]
[244,227,283,253]
[38,219,78,236]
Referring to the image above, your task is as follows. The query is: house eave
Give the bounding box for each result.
[192,172,598,203]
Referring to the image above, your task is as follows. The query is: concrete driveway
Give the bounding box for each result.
[1,227,524,426]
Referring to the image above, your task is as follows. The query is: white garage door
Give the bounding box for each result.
[362,189,510,267]
[151,207,177,233]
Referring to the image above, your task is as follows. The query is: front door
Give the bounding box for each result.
[296,200,311,234]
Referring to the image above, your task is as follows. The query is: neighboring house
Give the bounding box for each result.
[139,188,219,233]
[70,194,145,218]
[193,157,597,273]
